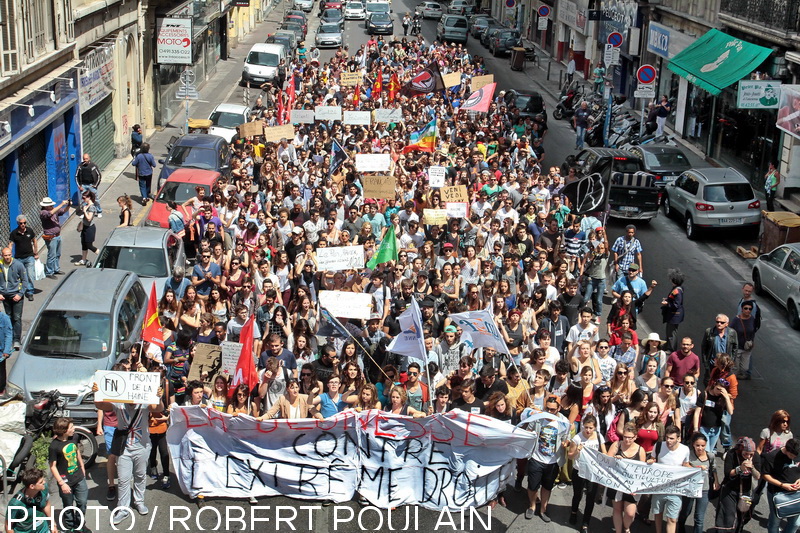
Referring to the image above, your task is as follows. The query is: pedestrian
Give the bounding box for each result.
[0,308,12,395]
[677,432,718,533]
[566,52,576,84]
[693,368,735,453]
[655,95,671,136]
[8,214,38,301]
[650,425,690,533]
[132,142,157,206]
[48,417,89,533]
[762,437,800,533]
[753,410,793,509]
[39,197,69,279]
[714,436,762,533]
[4,468,54,533]
[117,195,133,227]
[665,337,700,386]
[130,124,143,157]
[567,413,604,531]
[606,422,647,533]
[74,190,99,267]
[611,224,643,280]
[0,247,28,349]
[700,313,738,386]
[93,380,165,525]
[765,161,781,211]
[660,268,685,353]
[731,300,757,380]
[75,153,102,217]
[573,101,591,150]
[592,62,605,94]
[402,13,411,36]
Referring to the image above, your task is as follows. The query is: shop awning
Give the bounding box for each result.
[666,29,772,95]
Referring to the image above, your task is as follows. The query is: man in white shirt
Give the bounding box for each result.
[525,396,570,523]
[566,307,600,354]
[399,221,425,261]
[651,426,691,533]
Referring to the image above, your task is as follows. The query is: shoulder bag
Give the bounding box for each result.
[775,490,800,518]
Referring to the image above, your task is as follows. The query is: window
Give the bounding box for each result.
[783,251,800,276]
[0,0,18,74]
[703,184,754,203]
[27,311,111,358]
[21,0,54,62]
[679,175,699,195]
[95,246,169,278]
[767,246,789,268]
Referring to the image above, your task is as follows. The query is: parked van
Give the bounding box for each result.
[241,43,286,87]
[437,14,469,44]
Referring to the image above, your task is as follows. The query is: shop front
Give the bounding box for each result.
[596,0,641,99]
[644,22,696,135]
[529,0,555,54]
[79,44,117,172]
[555,0,588,70]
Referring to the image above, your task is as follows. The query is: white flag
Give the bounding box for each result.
[448,309,511,355]
[387,299,426,364]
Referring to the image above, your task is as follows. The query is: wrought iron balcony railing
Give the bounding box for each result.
[720,0,800,33]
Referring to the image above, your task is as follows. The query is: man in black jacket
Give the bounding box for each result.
[75,153,103,216]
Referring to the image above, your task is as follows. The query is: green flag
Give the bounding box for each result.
[367,224,398,269]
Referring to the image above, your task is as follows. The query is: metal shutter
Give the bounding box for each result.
[81,95,115,171]
[0,157,9,237]
[18,133,48,235]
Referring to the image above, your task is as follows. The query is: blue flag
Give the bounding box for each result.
[329,139,348,179]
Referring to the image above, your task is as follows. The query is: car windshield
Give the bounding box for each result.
[320,23,341,32]
[642,150,691,171]
[209,111,243,129]
[96,246,168,278]
[372,12,391,21]
[348,2,363,7]
[703,184,755,203]
[165,146,217,169]
[246,51,280,67]
[157,182,211,203]
[366,3,389,12]
[324,9,342,18]
[27,311,111,358]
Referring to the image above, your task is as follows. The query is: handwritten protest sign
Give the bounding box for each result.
[428,165,446,187]
[93,371,161,405]
[471,74,495,92]
[362,175,396,199]
[319,290,374,320]
[446,202,468,218]
[220,341,243,378]
[316,245,365,271]
[237,121,263,138]
[343,110,372,125]
[167,407,537,509]
[187,343,221,382]
[442,71,462,88]
[441,184,469,203]
[374,108,402,122]
[290,109,315,124]
[356,153,391,172]
[315,105,342,121]
[264,124,294,143]
[423,209,447,225]
[340,72,362,87]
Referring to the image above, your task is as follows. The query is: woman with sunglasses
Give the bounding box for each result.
[654,375,681,429]
[298,364,323,396]
[678,373,699,442]
[609,364,636,410]
[227,383,259,417]
[752,410,793,509]
[607,422,647,533]
[693,371,735,453]
[568,413,606,532]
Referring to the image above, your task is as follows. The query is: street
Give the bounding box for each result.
[4,1,798,532]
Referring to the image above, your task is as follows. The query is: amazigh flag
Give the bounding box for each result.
[228,317,259,399]
[388,72,400,103]
[366,224,398,269]
[461,82,496,113]
[142,282,164,348]
[401,118,437,154]
[329,138,348,178]
[373,71,383,98]
[402,62,446,97]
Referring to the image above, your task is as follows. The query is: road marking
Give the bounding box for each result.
[133,202,151,226]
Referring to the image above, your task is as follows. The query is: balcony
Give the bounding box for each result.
[720,0,800,34]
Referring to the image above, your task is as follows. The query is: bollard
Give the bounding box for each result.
[559,71,563,89]
[547,60,551,80]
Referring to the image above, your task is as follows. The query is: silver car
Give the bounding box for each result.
[752,243,800,329]
[662,167,761,239]
[316,22,343,47]
[294,0,314,11]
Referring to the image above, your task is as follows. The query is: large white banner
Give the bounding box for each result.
[576,447,705,498]
[167,407,537,509]
[316,245,365,271]
[155,18,193,65]
[319,290,374,320]
[356,153,392,172]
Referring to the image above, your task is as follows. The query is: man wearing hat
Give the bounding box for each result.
[39,197,69,279]
[611,262,648,300]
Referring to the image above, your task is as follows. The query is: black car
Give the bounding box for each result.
[321,8,345,29]
[279,21,305,41]
[626,144,692,187]
[367,12,393,34]
[504,89,547,122]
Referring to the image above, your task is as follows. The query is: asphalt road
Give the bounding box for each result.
[4,1,797,531]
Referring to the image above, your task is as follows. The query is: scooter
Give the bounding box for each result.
[553,85,583,120]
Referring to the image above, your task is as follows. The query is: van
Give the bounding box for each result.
[365,0,391,18]
[437,15,469,44]
[241,43,286,87]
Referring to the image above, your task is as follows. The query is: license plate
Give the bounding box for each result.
[720,218,743,225]
[252,77,264,82]
[55,410,70,417]
[619,206,639,212]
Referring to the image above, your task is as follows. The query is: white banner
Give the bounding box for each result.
[156,18,193,65]
[428,166,446,188]
[446,202,468,218]
[290,109,316,124]
[79,45,115,111]
[220,341,243,378]
[576,447,704,498]
[356,153,392,172]
[167,407,537,509]
[343,110,372,125]
[315,105,343,121]
[93,371,161,405]
[374,108,403,123]
[448,309,511,355]
[316,245,365,271]
[319,290,374,320]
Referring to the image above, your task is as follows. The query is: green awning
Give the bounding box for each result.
[666,29,772,95]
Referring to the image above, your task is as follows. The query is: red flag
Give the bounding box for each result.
[461,82,497,113]
[373,71,382,98]
[286,78,296,123]
[276,90,285,125]
[142,282,164,348]
[353,85,361,108]
[228,317,258,399]
[388,72,400,103]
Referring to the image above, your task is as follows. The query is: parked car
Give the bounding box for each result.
[280,21,305,41]
[436,14,468,44]
[448,0,474,14]
[753,243,800,329]
[157,133,230,186]
[481,26,504,47]
[266,32,296,57]
[469,15,493,37]
[503,89,547,122]
[294,0,314,12]
[241,42,286,86]
[93,227,186,298]
[416,1,444,18]
[626,145,693,187]
[344,1,366,18]
[285,14,308,35]
[316,22,343,47]
[5,269,147,428]
[146,168,222,228]
[207,103,250,143]
[662,167,761,239]
[321,8,345,29]
[367,12,394,34]
[488,28,520,56]
[285,9,308,22]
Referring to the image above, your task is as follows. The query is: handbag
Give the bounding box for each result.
[737,477,753,513]
[739,317,754,351]
[774,490,800,518]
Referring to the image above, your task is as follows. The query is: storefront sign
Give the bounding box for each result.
[646,22,696,59]
[156,17,193,65]
[598,0,637,45]
[557,0,586,32]
[79,45,115,111]
[776,85,800,139]
[737,81,781,109]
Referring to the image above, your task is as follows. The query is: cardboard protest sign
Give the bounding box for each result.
[340,72,362,87]
[343,111,372,125]
[471,74,495,92]
[441,184,469,203]
[319,290,374,320]
[374,108,402,123]
[423,209,447,225]
[238,121,264,138]
[315,105,342,121]
[187,343,222,383]
[264,124,295,143]
[446,202,468,218]
[428,165,446,187]
[290,109,315,124]
[93,371,161,405]
[356,153,391,172]
[220,341,243,378]
[316,245,365,271]
[442,71,462,88]
[362,175,396,199]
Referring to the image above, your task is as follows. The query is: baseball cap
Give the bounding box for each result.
[444,325,457,333]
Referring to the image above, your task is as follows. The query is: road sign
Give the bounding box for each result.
[607,32,623,47]
[637,64,657,85]
[176,85,199,100]
[537,5,550,17]
[634,86,656,99]
[538,16,548,30]
[603,44,619,67]
[506,0,516,6]
[180,69,195,85]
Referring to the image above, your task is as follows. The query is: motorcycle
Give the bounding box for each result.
[553,84,583,120]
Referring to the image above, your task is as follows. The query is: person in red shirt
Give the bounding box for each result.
[665,337,700,385]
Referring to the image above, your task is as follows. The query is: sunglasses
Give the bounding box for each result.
[408,372,419,376]
[684,380,695,385]
[301,373,311,377]
[716,320,727,324]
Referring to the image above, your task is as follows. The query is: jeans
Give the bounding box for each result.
[1,295,23,343]
[58,477,88,531]
[666,322,680,354]
[44,235,62,275]
[720,410,733,448]
[79,184,101,213]
[700,425,722,453]
[583,277,605,316]
[678,491,709,533]
[138,174,153,201]
[768,490,800,533]
[17,256,35,296]
[576,125,587,149]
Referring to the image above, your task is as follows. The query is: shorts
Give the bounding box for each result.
[527,459,559,492]
[614,490,638,504]
[651,494,682,519]
[104,425,115,455]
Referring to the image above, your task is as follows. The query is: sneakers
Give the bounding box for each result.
[557,482,568,489]
[106,485,117,501]
[95,213,103,219]
[525,508,534,519]
[161,476,171,489]
[150,469,159,481]
[25,294,33,302]
[74,259,87,266]
[249,496,257,505]
[134,503,149,515]
[111,509,130,525]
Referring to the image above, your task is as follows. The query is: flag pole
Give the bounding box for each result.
[320,307,394,384]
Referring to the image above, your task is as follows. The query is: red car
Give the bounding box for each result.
[319,0,342,15]
[285,14,308,34]
[144,168,221,228]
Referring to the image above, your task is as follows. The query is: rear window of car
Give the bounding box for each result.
[643,151,691,171]
[449,17,467,27]
[703,184,755,203]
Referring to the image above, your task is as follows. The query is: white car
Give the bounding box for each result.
[416,1,444,18]
[344,1,366,18]
[207,103,251,143]
[752,243,800,329]
[294,0,314,11]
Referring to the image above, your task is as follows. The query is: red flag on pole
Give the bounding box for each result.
[142,282,164,348]
[388,72,400,103]
[373,71,382,98]
[286,78,296,123]
[276,90,285,125]
[228,317,258,399]
[353,85,361,108]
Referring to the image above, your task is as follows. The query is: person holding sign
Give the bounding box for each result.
[568,413,606,532]
[606,422,647,533]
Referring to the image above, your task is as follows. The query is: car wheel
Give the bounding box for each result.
[663,195,672,218]
[753,269,765,296]
[685,214,696,240]
[789,301,800,330]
